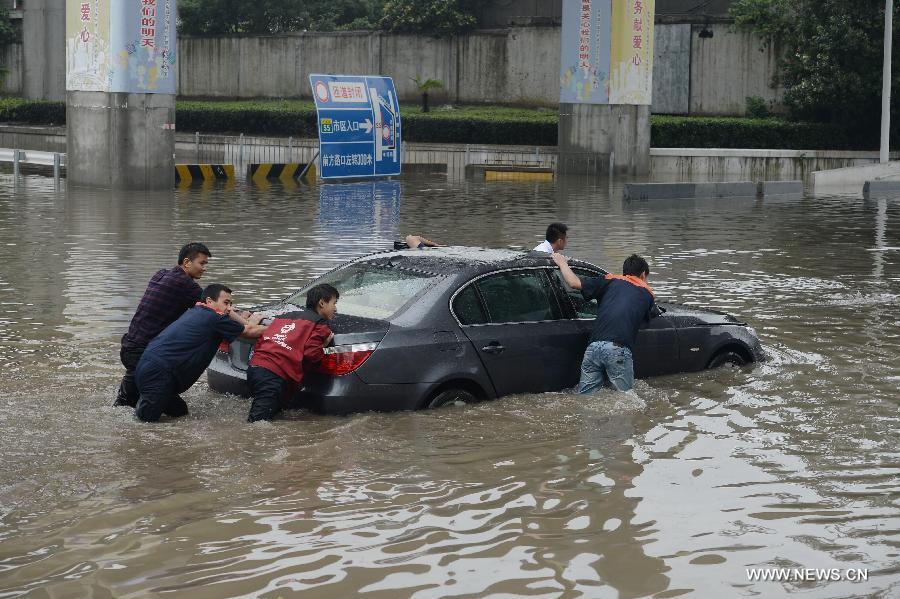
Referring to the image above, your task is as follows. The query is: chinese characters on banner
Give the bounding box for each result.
[66,0,110,91]
[66,0,177,94]
[560,0,655,105]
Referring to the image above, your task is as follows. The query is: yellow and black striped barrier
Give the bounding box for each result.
[175,164,235,183]
[465,164,555,182]
[484,169,554,182]
[249,163,317,185]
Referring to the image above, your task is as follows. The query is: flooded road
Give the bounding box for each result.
[0,174,898,597]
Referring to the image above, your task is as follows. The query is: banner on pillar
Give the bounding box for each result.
[560,0,654,105]
[66,0,178,94]
[66,0,111,91]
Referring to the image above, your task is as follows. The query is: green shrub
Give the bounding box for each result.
[401,110,557,145]
[745,96,770,119]
[0,98,883,150]
[0,98,65,125]
[651,115,868,150]
[176,100,319,136]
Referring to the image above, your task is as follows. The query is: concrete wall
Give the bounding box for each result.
[176,25,780,115]
[13,12,782,116]
[22,0,65,101]
[0,43,22,95]
[652,24,691,115]
[690,23,784,115]
[6,124,894,184]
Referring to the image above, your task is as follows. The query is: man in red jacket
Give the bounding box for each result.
[246,284,339,422]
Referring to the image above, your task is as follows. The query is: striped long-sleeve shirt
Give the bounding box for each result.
[121,266,202,351]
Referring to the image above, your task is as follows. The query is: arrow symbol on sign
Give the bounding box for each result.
[360,119,373,134]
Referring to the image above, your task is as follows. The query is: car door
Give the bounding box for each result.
[548,267,680,379]
[452,268,582,396]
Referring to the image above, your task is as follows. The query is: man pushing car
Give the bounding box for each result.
[552,252,662,393]
[134,283,266,422]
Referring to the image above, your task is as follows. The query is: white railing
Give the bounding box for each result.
[0,148,66,180]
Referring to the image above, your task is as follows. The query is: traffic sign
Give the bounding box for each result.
[309,74,402,179]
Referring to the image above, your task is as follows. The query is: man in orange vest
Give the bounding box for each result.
[552,253,661,392]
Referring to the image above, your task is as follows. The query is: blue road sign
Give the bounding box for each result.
[310,74,402,180]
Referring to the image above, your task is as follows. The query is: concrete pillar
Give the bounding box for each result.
[558,103,651,175]
[22,0,65,100]
[67,91,176,189]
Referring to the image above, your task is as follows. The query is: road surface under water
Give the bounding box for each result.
[0,174,897,598]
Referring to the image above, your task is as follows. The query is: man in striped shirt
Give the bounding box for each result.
[114,243,211,408]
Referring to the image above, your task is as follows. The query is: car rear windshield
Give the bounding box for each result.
[288,264,438,320]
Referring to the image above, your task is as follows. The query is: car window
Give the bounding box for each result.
[453,285,488,325]
[476,270,562,323]
[287,265,437,320]
[551,267,601,319]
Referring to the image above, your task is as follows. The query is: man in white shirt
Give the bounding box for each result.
[533,222,568,253]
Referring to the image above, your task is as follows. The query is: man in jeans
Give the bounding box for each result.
[134,283,266,422]
[115,243,211,407]
[551,252,661,392]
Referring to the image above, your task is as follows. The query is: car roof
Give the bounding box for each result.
[352,245,606,276]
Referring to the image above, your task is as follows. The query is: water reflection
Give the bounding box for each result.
[0,175,897,597]
[318,181,401,265]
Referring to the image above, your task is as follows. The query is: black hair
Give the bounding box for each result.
[178,242,211,265]
[622,254,650,278]
[202,283,232,302]
[306,283,340,311]
[545,222,568,244]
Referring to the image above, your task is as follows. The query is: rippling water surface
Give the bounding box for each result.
[0,175,898,598]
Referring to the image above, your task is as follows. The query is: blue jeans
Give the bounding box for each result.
[578,341,634,393]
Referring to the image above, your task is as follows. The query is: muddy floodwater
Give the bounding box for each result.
[0,174,898,598]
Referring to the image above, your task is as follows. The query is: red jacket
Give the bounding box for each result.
[249,311,332,385]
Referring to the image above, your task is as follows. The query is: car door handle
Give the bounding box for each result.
[481,342,505,354]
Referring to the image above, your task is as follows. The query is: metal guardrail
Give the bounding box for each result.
[0,148,66,181]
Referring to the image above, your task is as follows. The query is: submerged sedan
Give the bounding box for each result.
[208,246,763,414]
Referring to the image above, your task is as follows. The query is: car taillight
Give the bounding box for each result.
[218,341,231,354]
[318,342,378,376]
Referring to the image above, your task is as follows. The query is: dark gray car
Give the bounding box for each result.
[207,246,764,414]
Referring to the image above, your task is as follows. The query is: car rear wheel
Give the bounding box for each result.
[708,349,747,369]
[427,388,476,409]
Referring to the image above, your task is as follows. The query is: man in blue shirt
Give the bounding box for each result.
[552,252,661,392]
[134,283,266,422]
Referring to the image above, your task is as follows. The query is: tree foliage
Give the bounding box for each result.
[731,0,893,134]
[178,0,480,36]
[380,0,479,37]
[0,7,18,45]
[178,0,385,34]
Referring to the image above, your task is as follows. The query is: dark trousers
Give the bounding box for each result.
[134,358,189,422]
[247,366,289,423]
[115,341,144,407]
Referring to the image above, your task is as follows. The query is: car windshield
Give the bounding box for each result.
[287,263,438,320]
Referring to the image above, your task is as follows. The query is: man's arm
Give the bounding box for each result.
[303,324,333,366]
[239,323,267,339]
[551,252,581,290]
[232,311,266,338]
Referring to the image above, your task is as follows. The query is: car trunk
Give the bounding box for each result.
[223,312,391,372]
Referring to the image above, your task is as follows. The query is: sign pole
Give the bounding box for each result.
[881,0,893,164]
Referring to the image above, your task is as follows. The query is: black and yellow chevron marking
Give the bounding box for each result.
[249,163,316,184]
[175,164,235,182]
